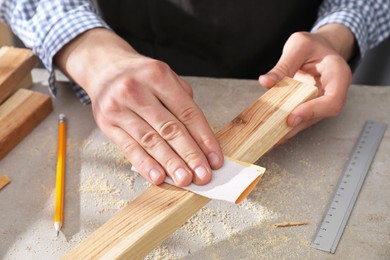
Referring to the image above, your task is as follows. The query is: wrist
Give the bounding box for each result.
[54,28,139,95]
[313,23,357,61]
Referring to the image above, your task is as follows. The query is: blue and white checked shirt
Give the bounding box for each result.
[1,0,390,104]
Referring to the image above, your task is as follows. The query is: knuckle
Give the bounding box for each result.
[120,139,138,156]
[140,59,170,81]
[289,32,312,47]
[95,84,135,116]
[140,131,163,149]
[92,100,119,127]
[164,157,178,171]
[119,78,138,97]
[286,32,315,55]
[133,157,153,174]
[116,78,145,105]
[119,140,157,176]
[274,62,291,77]
[101,97,121,115]
[183,151,202,166]
[197,135,217,150]
[159,120,183,141]
[179,106,200,124]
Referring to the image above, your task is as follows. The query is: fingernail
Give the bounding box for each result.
[293,116,303,126]
[195,166,209,180]
[173,168,189,185]
[149,169,161,183]
[207,152,221,168]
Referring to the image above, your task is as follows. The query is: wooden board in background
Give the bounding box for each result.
[0,89,53,160]
[0,23,14,47]
[64,77,318,259]
[0,47,36,104]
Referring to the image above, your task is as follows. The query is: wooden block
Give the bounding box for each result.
[0,89,53,160]
[13,73,33,93]
[64,77,317,259]
[0,175,11,190]
[0,47,37,104]
[0,23,14,47]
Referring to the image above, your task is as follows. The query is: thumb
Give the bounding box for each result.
[259,34,309,88]
[259,62,294,89]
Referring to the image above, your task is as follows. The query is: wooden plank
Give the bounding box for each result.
[0,23,14,47]
[13,73,33,92]
[0,47,37,104]
[215,76,318,162]
[64,77,318,259]
[0,89,53,160]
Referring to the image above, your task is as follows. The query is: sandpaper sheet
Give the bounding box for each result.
[165,157,265,204]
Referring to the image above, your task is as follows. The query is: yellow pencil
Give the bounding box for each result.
[54,114,66,236]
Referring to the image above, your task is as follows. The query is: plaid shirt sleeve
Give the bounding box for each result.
[0,0,109,104]
[312,0,390,58]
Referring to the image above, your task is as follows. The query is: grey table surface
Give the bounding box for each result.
[0,69,389,259]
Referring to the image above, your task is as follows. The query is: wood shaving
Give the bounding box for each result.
[274,221,309,228]
[0,175,10,190]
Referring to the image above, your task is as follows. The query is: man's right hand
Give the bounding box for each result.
[55,28,223,187]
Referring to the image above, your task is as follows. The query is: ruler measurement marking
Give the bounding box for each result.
[312,121,387,253]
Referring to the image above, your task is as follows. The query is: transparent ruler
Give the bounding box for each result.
[312,120,387,253]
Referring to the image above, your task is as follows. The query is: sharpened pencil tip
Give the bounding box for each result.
[56,230,59,237]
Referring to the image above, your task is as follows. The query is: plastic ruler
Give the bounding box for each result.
[311,120,387,253]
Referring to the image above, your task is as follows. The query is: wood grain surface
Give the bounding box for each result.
[0,47,36,104]
[0,89,53,160]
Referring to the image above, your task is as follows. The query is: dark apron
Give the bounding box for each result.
[97,0,322,79]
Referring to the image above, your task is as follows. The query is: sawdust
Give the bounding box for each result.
[147,193,278,258]
[114,199,129,209]
[115,173,136,190]
[181,207,217,245]
[77,130,143,216]
[98,141,130,167]
[79,173,126,212]
[79,174,118,195]
[145,246,178,260]
[68,229,91,244]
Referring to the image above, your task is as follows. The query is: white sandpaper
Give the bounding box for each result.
[164,157,265,204]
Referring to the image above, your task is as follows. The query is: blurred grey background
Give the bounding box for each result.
[352,36,390,86]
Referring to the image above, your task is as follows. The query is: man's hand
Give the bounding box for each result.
[55,28,223,187]
[259,24,355,142]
